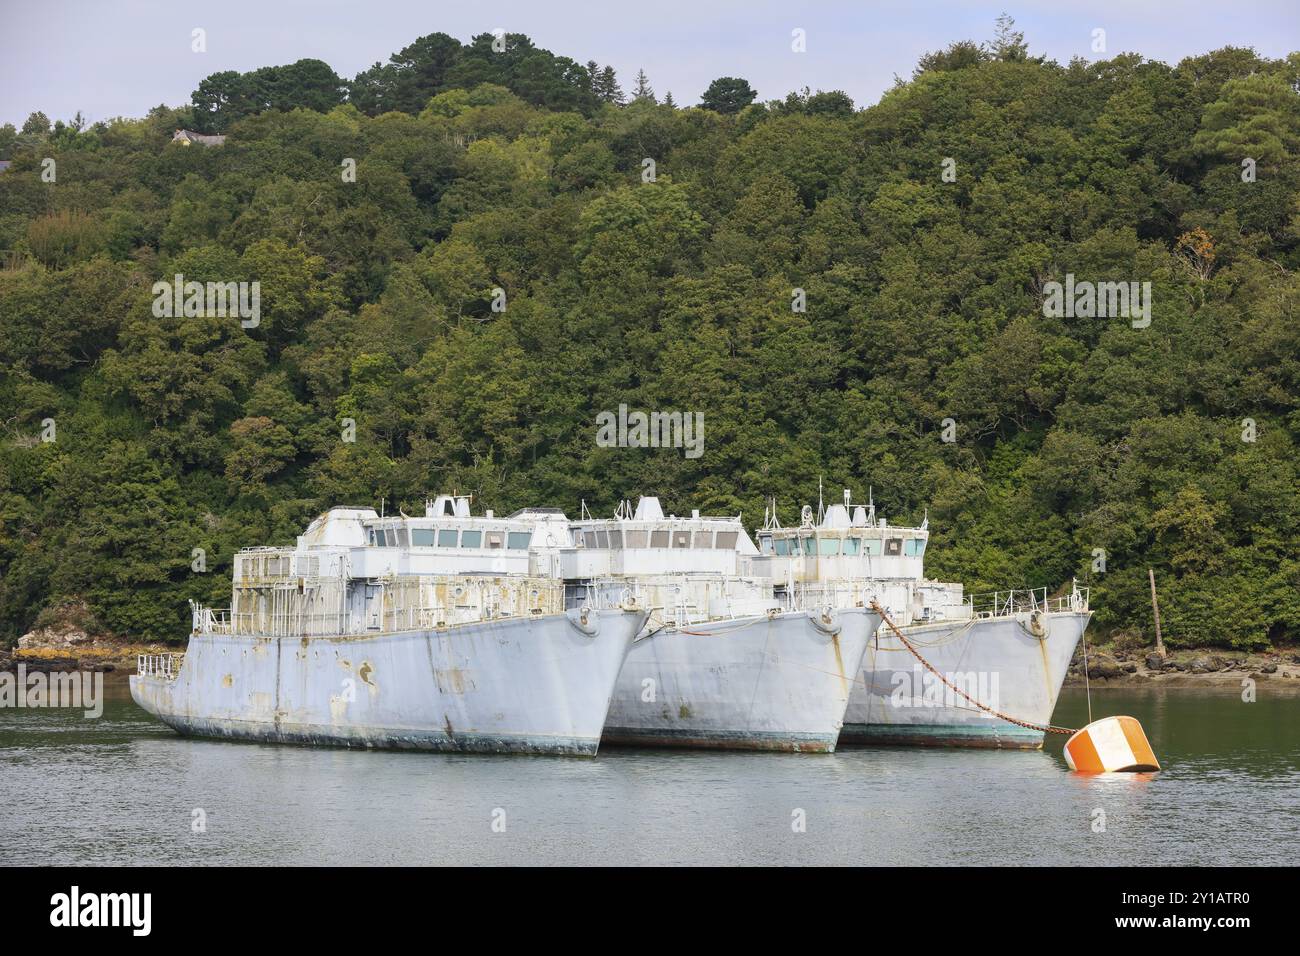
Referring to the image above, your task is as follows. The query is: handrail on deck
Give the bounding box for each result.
[966,584,1089,616]
[137,653,184,680]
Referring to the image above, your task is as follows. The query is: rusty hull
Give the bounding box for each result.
[130,607,646,756]
[840,610,1089,749]
[603,607,880,753]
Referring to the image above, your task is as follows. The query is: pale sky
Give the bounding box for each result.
[1,0,1297,127]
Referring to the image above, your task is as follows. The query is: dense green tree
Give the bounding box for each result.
[593,65,624,105]
[914,40,990,76]
[991,13,1030,62]
[699,77,757,114]
[1193,72,1300,164]
[21,111,50,135]
[632,69,656,103]
[191,59,345,131]
[350,32,463,115]
[0,123,19,158]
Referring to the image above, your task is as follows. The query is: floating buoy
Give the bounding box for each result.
[1064,716,1160,773]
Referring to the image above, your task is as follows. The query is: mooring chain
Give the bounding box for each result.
[868,602,1078,736]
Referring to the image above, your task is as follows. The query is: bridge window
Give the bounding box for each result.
[626,530,648,548]
[818,537,841,556]
[461,530,482,548]
[438,529,458,548]
[696,531,715,548]
[507,531,532,550]
[885,538,903,556]
[411,528,435,547]
[905,538,927,557]
[862,538,883,556]
[672,530,692,548]
[583,531,597,549]
[774,538,791,556]
[801,536,816,556]
[843,536,861,556]
[596,530,609,548]
[608,530,623,548]
[650,530,669,548]
[714,531,737,550]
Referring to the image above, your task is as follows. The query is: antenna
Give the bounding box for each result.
[817,476,824,524]
[867,486,876,525]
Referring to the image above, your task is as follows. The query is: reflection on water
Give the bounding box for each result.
[1,681,1296,865]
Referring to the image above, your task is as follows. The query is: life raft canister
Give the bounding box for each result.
[1064,715,1160,773]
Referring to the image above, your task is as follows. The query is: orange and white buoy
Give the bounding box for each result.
[1064,716,1160,773]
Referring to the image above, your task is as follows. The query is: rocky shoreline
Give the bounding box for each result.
[1063,645,1300,690]
[2,621,173,679]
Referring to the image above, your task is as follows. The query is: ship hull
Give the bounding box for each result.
[130,608,645,756]
[602,607,880,752]
[839,610,1089,750]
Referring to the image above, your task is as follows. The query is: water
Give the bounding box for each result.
[2,680,1297,865]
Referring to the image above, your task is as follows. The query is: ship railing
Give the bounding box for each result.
[967,584,1089,618]
[579,593,708,626]
[569,577,721,625]
[208,603,551,638]
[137,653,185,680]
[190,601,234,635]
[577,576,867,618]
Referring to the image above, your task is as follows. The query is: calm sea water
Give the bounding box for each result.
[1,680,1296,866]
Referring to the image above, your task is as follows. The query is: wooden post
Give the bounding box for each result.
[1148,568,1165,659]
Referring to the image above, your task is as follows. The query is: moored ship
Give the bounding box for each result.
[753,491,1090,749]
[130,496,646,755]
[843,587,1089,748]
[566,497,881,752]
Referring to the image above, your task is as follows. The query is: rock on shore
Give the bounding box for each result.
[1065,644,1300,688]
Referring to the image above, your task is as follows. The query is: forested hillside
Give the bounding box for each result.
[1,25,1298,650]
